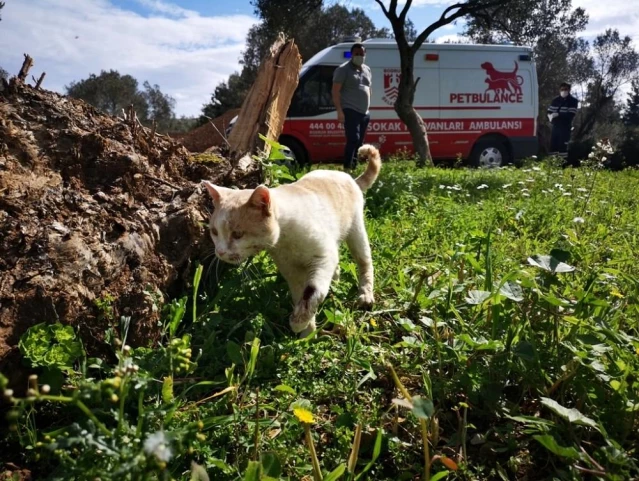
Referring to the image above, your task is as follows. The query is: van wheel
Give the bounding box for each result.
[279,137,308,166]
[470,138,511,169]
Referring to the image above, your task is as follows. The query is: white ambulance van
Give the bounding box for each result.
[229,39,539,167]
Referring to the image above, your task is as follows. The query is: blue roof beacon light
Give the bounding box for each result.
[343,51,352,58]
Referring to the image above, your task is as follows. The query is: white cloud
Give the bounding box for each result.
[0,0,257,117]
[574,0,639,38]
[433,33,467,44]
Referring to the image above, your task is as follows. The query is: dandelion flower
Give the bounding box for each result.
[611,287,624,299]
[573,217,585,223]
[293,408,315,424]
[370,318,378,327]
[144,431,173,462]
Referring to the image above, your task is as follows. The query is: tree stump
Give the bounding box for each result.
[227,33,302,169]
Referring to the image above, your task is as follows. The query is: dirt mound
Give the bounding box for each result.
[0,82,255,385]
[173,108,240,152]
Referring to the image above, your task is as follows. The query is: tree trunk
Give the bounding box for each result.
[227,33,302,172]
[394,46,432,167]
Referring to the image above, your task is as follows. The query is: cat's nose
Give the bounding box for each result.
[216,249,226,257]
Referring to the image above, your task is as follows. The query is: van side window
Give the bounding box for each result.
[288,65,336,117]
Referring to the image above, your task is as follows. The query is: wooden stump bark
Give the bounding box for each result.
[227,33,302,167]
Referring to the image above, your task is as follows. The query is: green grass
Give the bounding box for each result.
[3,158,639,481]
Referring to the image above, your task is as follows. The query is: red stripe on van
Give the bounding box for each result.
[282,118,535,162]
[370,106,502,111]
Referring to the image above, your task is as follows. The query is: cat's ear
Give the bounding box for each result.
[202,181,222,206]
[248,185,271,216]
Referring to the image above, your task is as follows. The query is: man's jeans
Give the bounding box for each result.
[343,108,370,169]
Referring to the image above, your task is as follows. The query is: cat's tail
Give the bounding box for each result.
[355,144,381,192]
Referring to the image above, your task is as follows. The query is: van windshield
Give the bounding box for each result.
[288,65,337,117]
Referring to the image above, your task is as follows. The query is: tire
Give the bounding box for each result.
[279,136,308,166]
[469,137,511,169]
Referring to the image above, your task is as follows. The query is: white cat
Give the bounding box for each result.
[202,144,381,337]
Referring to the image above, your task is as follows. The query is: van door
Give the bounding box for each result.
[283,64,344,163]
[438,48,537,160]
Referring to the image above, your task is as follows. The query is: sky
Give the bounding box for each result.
[0,0,637,117]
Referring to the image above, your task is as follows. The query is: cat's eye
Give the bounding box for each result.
[211,228,218,236]
[231,231,244,240]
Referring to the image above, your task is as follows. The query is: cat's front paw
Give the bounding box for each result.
[298,319,317,338]
[356,292,374,310]
[289,311,314,334]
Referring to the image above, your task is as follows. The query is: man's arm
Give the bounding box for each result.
[332,66,346,123]
[547,97,559,122]
[332,82,343,121]
[558,97,578,122]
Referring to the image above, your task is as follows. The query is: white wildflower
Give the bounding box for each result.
[577,187,587,192]
[601,157,607,162]
[522,193,530,197]
[573,217,585,223]
[502,183,512,188]
[532,155,538,159]
[526,178,535,183]
[532,166,541,171]
[439,185,446,189]
[518,181,525,185]
[563,192,572,196]
[477,184,489,190]
[144,431,173,462]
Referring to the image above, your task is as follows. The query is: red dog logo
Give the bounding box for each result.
[481,61,524,95]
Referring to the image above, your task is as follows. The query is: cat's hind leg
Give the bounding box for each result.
[346,213,374,309]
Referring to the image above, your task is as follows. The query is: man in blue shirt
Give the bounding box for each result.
[332,43,373,171]
[547,82,579,161]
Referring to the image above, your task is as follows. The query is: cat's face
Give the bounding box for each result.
[202,182,279,265]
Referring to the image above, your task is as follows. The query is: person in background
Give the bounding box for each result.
[332,43,372,171]
[547,82,579,161]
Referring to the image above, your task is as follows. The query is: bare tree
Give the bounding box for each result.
[374,0,510,166]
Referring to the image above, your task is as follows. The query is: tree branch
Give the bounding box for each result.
[411,0,510,52]
[399,0,413,22]
[374,0,391,19]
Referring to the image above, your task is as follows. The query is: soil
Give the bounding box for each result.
[0,81,258,388]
